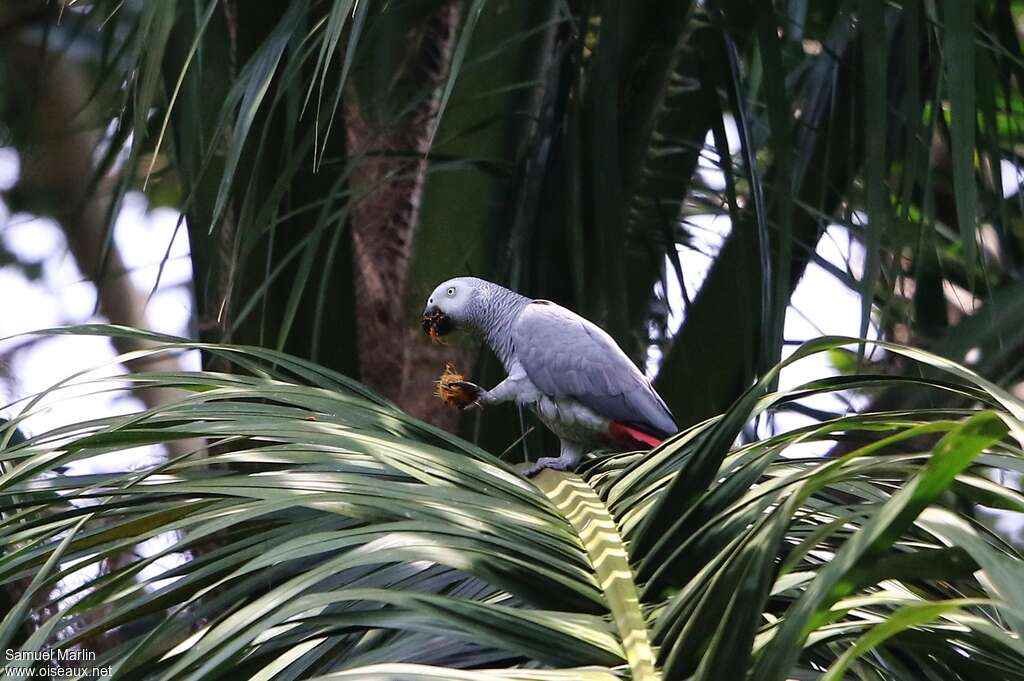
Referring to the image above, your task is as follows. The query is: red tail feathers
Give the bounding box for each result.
[608,422,663,449]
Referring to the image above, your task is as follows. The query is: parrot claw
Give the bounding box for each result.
[522,455,576,478]
[451,381,485,409]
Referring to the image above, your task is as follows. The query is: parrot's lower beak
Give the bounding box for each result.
[422,306,455,341]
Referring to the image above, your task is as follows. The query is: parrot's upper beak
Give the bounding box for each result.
[422,305,455,340]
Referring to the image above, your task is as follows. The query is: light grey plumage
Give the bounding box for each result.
[423,277,677,475]
[513,302,677,437]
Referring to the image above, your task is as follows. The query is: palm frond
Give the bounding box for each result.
[2,327,1024,680]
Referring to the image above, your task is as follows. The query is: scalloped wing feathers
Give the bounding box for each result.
[513,301,677,438]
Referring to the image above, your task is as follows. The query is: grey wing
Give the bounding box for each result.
[513,302,677,437]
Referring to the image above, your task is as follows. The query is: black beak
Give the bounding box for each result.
[422,305,455,337]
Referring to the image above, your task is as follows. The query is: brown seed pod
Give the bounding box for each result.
[434,364,477,408]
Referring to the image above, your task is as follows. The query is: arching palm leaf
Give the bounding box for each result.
[2,327,1024,680]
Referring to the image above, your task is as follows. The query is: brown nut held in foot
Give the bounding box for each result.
[434,364,478,409]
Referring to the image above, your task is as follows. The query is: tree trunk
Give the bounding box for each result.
[345,0,463,426]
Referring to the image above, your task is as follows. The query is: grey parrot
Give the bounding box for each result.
[422,277,677,476]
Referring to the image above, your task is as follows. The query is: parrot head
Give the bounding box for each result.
[422,277,481,339]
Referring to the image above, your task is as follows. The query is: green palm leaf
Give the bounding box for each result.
[0,327,1023,680]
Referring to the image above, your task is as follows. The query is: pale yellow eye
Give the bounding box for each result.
[446,287,456,296]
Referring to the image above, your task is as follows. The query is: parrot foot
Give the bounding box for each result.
[522,453,581,478]
[451,381,486,409]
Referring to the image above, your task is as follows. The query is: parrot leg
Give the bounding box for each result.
[523,441,583,478]
[455,371,535,408]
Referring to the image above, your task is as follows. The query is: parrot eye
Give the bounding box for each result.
[446,287,456,297]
